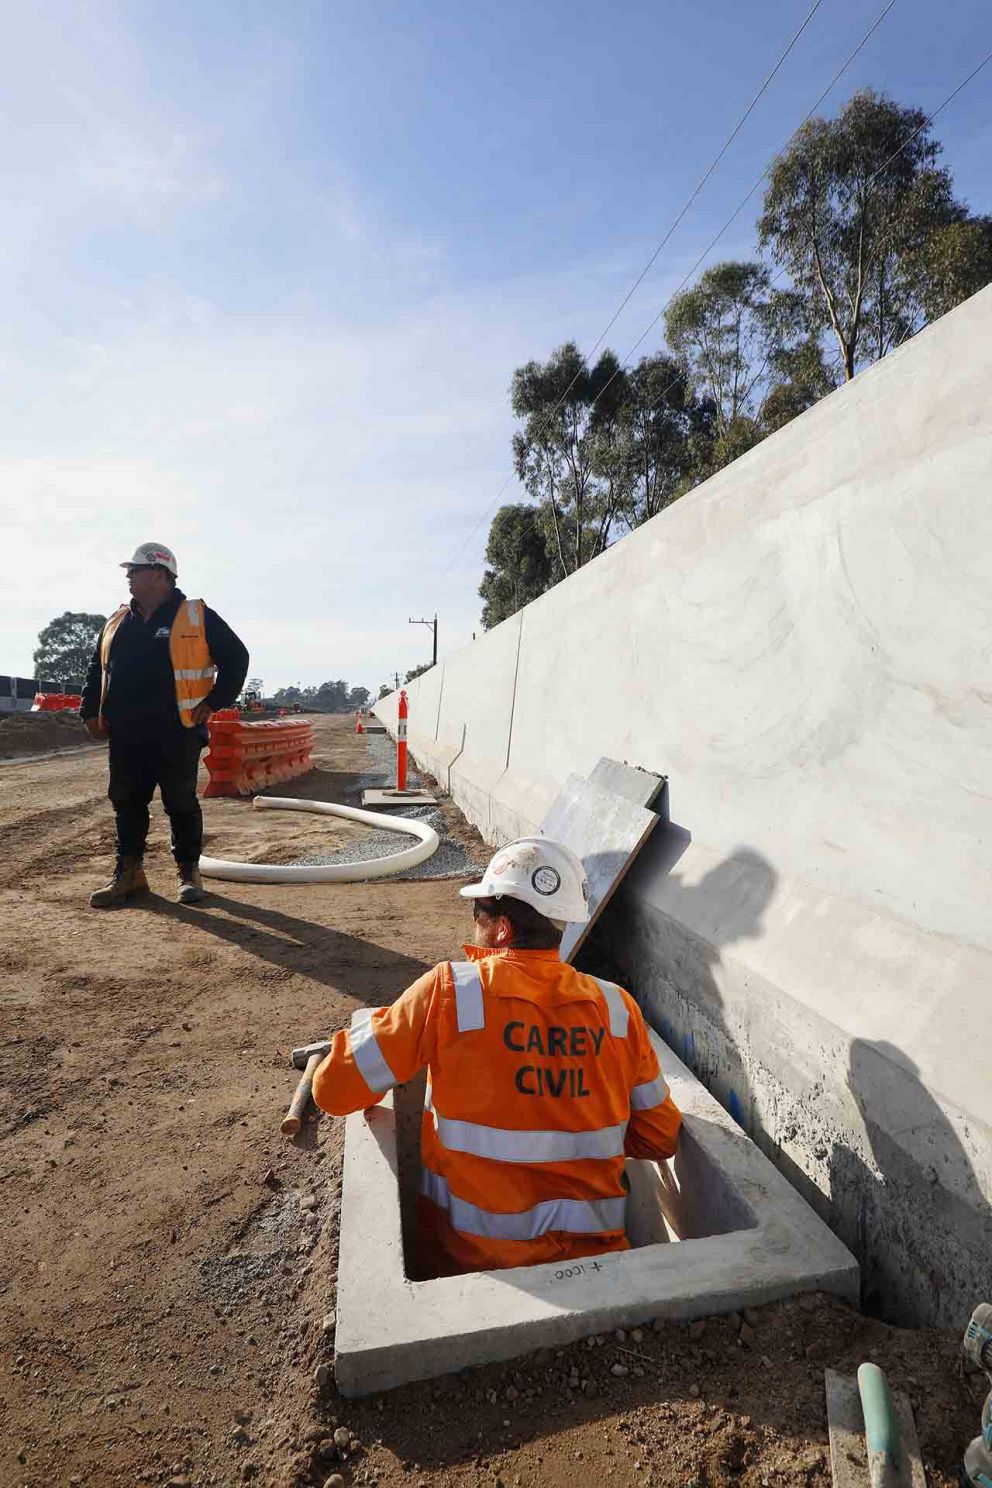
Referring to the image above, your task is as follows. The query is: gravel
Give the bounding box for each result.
[297,733,487,882]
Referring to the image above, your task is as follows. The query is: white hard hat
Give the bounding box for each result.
[460,837,590,923]
[120,542,178,576]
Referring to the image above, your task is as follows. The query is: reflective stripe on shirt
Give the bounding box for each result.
[425,1088,627,1163]
[420,1166,626,1240]
[349,1009,396,1093]
[175,667,216,680]
[596,979,630,1038]
[630,1072,670,1110]
[450,961,485,1032]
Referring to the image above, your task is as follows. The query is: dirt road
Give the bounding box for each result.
[0,717,981,1488]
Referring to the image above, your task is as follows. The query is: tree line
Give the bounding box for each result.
[480,91,992,628]
[29,617,381,714]
[272,681,371,712]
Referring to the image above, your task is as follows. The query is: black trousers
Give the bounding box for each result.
[107,721,206,865]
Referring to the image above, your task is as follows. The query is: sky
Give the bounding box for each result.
[2,0,989,694]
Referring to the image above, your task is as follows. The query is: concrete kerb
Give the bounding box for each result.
[334,1025,859,1397]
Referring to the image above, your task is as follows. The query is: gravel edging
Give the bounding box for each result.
[304,733,487,881]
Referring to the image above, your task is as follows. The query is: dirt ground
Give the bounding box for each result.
[0,715,983,1488]
[0,709,100,760]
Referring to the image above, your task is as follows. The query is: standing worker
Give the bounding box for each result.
[312,838,681,1276]
[79,542,249,908]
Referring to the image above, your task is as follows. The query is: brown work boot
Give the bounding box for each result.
[176,863,206,905]
[89,857,149,908]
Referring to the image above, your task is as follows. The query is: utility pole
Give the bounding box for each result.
[408,612,438,668]
[394,671,401,692]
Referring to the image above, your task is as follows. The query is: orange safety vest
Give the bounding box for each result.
[98,599,216,729]
[312,944,681,1276]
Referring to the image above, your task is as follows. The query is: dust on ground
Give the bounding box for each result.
[0,716,982,1488]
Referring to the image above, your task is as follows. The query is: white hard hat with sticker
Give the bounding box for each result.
[460,837,590,923]
[120,542,178,576]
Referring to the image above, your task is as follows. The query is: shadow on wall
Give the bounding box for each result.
[582,828,991,1325]
[580,835,776,1133]
[831,1038,992,1327]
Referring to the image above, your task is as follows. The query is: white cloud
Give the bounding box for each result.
[1,236,688,689]
[0,3,703,690]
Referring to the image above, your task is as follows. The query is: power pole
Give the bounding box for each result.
[408,612,438,668]
[394,671,401,692]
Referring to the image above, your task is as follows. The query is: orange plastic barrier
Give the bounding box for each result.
[203,710,315,798]
[32,693,82,712]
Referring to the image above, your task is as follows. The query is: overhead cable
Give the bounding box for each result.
[596,0,901,415]
[641,32,991,418]
[435,0,828,579]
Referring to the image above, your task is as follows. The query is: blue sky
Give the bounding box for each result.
[3,0,990,693]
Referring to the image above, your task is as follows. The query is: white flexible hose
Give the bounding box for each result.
[199,795,439,884]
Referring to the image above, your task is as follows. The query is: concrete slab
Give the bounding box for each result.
[361,789,438,807]
[589,758,668,817]
[540,774,660,964]
[334,1019,859,1397]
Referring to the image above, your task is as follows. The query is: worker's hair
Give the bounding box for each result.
[159,567,177,587]
[473,895,563,951]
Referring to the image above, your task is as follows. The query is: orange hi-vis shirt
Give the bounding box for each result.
[312,944,681,1275]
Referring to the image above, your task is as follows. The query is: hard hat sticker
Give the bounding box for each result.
[532,866,561,896]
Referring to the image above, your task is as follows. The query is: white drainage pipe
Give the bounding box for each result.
[199,795,439,884]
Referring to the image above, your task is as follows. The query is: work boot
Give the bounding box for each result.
[89,857,149,908]
[176,863,206,905]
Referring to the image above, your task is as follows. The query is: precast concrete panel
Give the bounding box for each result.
[376,287,992,1322]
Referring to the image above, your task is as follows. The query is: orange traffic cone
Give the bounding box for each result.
[355,710,364,734]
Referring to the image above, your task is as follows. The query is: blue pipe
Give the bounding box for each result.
[857,1363,904,1488]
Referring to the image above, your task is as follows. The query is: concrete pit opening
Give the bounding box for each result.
[333,1020,860,1397]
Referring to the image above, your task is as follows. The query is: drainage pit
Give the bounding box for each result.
[334,1025,858,1396]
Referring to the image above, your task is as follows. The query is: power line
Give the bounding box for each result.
[866,46,992,187]
[572,0,827,372]
[435,0,829,579]
[601,0,899,414]
[642,32,991,419]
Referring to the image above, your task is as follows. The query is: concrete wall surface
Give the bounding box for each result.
[376,286,992,1326]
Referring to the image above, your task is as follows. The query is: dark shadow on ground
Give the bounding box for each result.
[137,891,431,1003]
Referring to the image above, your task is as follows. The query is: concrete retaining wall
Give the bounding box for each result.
[376,286,992,1327]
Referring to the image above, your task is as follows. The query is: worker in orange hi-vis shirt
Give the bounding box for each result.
[312,837,681,1276]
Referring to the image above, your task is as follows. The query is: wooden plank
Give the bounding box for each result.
[892,1392,927,1488]
[540,774,660,964]
[825,1370,927,1488]
[826,1370,870,1488]
[589,757,668,817]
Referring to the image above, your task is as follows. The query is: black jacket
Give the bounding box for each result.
[80,590,249,728]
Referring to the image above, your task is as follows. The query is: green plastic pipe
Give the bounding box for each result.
[857,1362,905,1488]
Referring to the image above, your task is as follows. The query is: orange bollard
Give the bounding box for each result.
[356,710,364,734]
[397,689,408,792]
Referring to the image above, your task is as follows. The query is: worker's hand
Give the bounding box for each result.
[84,716,108,741]
[190,702,214,727]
